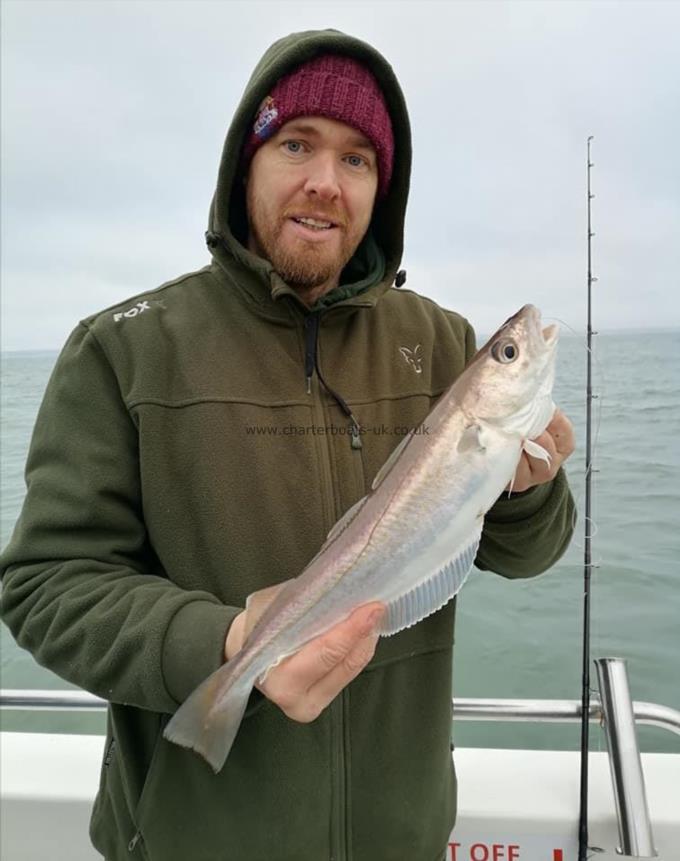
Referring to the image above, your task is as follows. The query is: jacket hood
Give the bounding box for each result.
[206,29,412,307]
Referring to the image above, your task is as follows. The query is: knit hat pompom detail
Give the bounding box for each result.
[244,54,394,198]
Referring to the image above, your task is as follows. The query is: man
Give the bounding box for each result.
[0,29,575,861]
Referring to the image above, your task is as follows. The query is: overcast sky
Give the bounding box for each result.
[2,0,679,351]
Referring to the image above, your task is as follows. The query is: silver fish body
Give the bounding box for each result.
[164,304,559,772]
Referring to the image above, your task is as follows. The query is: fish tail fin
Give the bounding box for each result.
[163,659,255,774]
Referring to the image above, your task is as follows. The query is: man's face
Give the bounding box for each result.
[245,116,379,299]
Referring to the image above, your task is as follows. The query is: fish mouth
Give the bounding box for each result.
[519,306,559,350]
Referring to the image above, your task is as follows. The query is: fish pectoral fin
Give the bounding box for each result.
[378,523,482,637]
[457,423,486,454]
[522,438,551,464]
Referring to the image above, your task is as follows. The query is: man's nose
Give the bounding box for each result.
[302,153,341,200]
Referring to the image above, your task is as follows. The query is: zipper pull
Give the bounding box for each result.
[104,737,116,767]
[128,831,142,852]
[303,313,319,395]
[350,421,363,450]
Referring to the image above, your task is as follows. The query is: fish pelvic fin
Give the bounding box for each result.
[163,659,255,774]
[378,522,482,637]
[522,438,552,464]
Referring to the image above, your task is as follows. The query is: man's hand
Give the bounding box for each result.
[508,408,575,493]
[226,598,385,724]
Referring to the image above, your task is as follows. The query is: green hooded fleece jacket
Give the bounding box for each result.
[0,29,575,861]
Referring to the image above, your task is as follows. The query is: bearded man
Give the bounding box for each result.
[1,29,575,861]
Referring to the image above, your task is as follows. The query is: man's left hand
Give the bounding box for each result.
[508,408,575,494]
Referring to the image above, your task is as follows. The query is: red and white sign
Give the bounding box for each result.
[447,842,520,861]
[446,836,575,861]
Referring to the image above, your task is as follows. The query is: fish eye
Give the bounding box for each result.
[491,339,518,364]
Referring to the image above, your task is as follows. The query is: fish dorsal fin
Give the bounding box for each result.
[371,429,415,491]
[377,521,482,637]
[325,495,368,543]
[457,423,485,454]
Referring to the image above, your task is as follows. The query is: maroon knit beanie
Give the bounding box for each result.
[243,54,394,198]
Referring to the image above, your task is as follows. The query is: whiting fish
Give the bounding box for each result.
[164,303,559,772]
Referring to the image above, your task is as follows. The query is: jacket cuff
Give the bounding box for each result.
[485,475,558,524]
[162,601,242,707]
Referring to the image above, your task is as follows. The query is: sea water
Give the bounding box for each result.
[1,332,679,752]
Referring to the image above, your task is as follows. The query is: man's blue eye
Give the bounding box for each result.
[347,155,364,167]
[285,141,302,153]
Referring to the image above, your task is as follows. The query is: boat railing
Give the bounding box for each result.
[2,688,679,735]
[2,658,679,858]
[453,695,680,736]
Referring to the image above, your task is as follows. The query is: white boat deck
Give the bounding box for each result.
[1,732,678,860]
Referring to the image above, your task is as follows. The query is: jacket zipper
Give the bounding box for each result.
[302,309,356,860]
[303,312,317,395]
[342,688,353,861]
[303,312,363,450]
[331,696,347,860]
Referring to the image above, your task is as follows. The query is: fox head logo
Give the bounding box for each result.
[399,344,423,374]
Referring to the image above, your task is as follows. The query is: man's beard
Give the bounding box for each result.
[258,234,341,290]
[247,189,358,291]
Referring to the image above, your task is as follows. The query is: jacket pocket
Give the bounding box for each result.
[90,731,150,861]
[132,714,168,832]
[104,735,117,766]
[89,732,114,828]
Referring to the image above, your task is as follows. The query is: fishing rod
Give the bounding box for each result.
[578,135,596,861]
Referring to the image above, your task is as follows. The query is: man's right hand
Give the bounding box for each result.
[225,601,385,724]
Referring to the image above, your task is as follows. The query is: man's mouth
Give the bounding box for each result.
[290,216,337,231]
